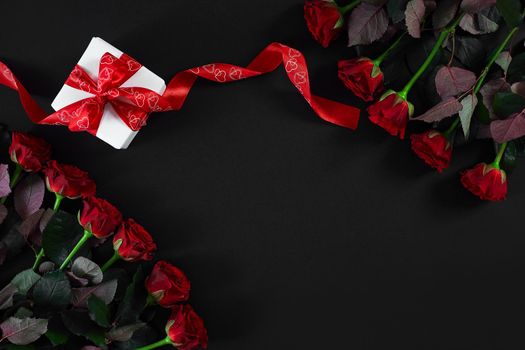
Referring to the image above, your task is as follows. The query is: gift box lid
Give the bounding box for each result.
[51,37,166,149]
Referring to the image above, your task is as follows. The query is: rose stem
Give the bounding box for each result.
[58,230,93,270]
[135,336,172,350]
[446,25,520,137]
[372,32,406,66]
[0,164,23,204]
[32,193,65,271]
[101,251,121,272]
[492,142,508,169]
[443,118,460,138]
[398,14,463,100]
[338,0,361,15]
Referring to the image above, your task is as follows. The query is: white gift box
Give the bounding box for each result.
[51,37,166,149]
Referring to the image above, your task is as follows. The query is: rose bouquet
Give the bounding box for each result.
[0,127,207,349]
[304,0,525,201]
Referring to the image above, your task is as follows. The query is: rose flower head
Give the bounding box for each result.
[145,260,191,307]
[460,163,507,201]
[166,304,208,350]
[113,218,156,261]
[304,0,344,48]
[43,160,96,199]
[79,196,123,238]
[338,58,384,102]
[410,130,453,172]
[9,132,52,172]
[367,90,414,139]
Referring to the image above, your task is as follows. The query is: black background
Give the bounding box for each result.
[1,1,525,349]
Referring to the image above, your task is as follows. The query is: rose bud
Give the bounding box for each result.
[145,261,191,307]
[166,305,208,350]
[410,130,453,172]
[9,132,52,172]
[304,0,344,48]
[460,163,507,201]
[79,196,123,239]
[113,218,156,261]
[338,58,384,102]
[367,90,413,139]
[43,160,96,199]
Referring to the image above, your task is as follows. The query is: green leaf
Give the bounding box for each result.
[88,295,111,328]
[496,0,522,28]
[14,307,33,319]
[474,95,491,124]
[115,267,147,326]
[106,323,145,342]
[0,317,48,345]
[11,269,40,295]
[71,279,118,308]
[61,310,106,347]
[459,94,478,138]
[72,257,103,285]
[507,52,525,83]
[112,325,159,350]
[493,92,525,118]
[41,210,84,265]
[44,316,70,346]
[32,271,72,312]
[0,284,18,310]
[387,0,407,23]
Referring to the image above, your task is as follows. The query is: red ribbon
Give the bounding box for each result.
[0,42,360,136]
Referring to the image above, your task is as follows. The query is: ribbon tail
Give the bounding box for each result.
[0,61,48,123]
[161,42,360,130]
[310,95,360,130]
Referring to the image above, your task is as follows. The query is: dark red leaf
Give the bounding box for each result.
[480,78,511,119]
[414,97,463,122]
[405,0,426,38]
[490,110,525,143]
[348,3,389,47]
[460,0,496,13]
[435,66,477,99]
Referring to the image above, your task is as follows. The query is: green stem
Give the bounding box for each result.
[443,118,460,138]
[399,15,463,99]
[338,0,361,15]
[0,165,23,204]
[31,194,65,269]
[492,142,507,169]
[101,251,121,272]
[53,194,64,212]
[473,26,519,94]
[135,337,173,350]
[59,230,92,270]
[32,249,45,271]
[373,32,406,66]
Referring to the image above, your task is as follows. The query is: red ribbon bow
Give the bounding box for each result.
[0,42,360,141]
[46,52,169,134]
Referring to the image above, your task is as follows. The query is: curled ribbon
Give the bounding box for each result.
[0,42,360,136]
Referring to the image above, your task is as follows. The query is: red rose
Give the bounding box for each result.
[43,160,96,199]
[145,261,191,307]
[410,130,452,172]
[79,196,123,238]
[304,0,343,48]
[367,91,413,139]
[338,58,384,102]
[113,218,156,261]
[9,132,52,172]
[166,305,208,350]
[460,163,507,201]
